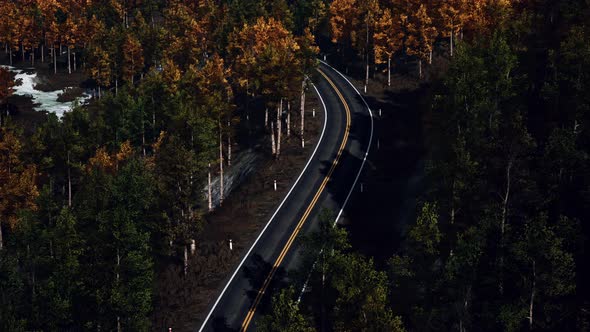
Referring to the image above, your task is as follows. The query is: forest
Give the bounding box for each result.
[0,0,589,331]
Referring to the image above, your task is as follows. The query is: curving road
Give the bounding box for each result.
[197,62,373,332]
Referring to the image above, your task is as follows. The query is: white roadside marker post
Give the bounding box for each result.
[190,239,196,255]
[274,180,277,191]
[229,239,233,251]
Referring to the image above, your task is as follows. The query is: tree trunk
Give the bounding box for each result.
[115,78,118,95]
[219,122,224,206]
[208,164,212,212]
[116,247,120,280]
[265,107,268,128]
[116,247,121,332]
[388,57,391,87]
[0,224,3,250]
[287,101,291,137]
[73,52,77,71]
[152,95,156,128]
[21,44,24,62]
[227,121,232,166]
[450,27,454,56]
[276,100,282,159]
[67,46,71,74]
[41,44,44,63]
[429,50,433,64]
[31,50,34,66]
[365,15,369,94]
[67,151,72,208]
[53,45,57,74]
[529,260,535,330]
[271,122,276,155]
[499,159,513,295]
[300,79,306,148]
[184,246,188,275]
[9,45,12,66]
[419,59,423,79]
[142,117,146,157]
[365,62,369,93]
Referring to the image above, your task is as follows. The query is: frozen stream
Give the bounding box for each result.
[2,65,90,118]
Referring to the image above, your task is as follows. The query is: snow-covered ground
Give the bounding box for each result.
[2,65,90,118]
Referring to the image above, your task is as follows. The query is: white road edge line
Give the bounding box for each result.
[298,61,374,303]
[198,81,329,332]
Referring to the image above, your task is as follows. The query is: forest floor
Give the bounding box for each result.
[152,91,324,331]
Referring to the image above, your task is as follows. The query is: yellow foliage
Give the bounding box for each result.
[88,147,114,171]
[0,129,39,231]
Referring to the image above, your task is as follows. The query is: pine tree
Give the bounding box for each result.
[257,287,314,332]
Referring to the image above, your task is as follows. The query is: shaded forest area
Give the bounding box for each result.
[257,1,590,332]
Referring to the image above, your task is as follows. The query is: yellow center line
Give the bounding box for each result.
[240,68,352,331]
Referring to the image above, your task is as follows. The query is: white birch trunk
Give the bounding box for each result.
[116,248,120,281]
[451,28,455,56]
[271,122,276,155]
[219,123,224,206]
[419,59,423,79]
[67,46,71,74]
[227,121,232,166]
[365,16,369,93]
[300,80,306,148]
[276,100,282,159]
[529,260,535,330]
[208,164,212,212]
[53,45,56,74]
[287,101,291,137]
[365,62,369,93]
[183,246,188,275]
[265,108,268,128]
[388,57,391,87]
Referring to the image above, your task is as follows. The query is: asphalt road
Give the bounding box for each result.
[197,62,373,332]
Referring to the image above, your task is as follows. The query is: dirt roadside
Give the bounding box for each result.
[152,91,324,332]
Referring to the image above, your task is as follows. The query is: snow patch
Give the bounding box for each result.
[1,65,90,118]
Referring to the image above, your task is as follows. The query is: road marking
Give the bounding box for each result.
[297,62,375,302]
[240,68,352,331]
[197,81,329,332]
